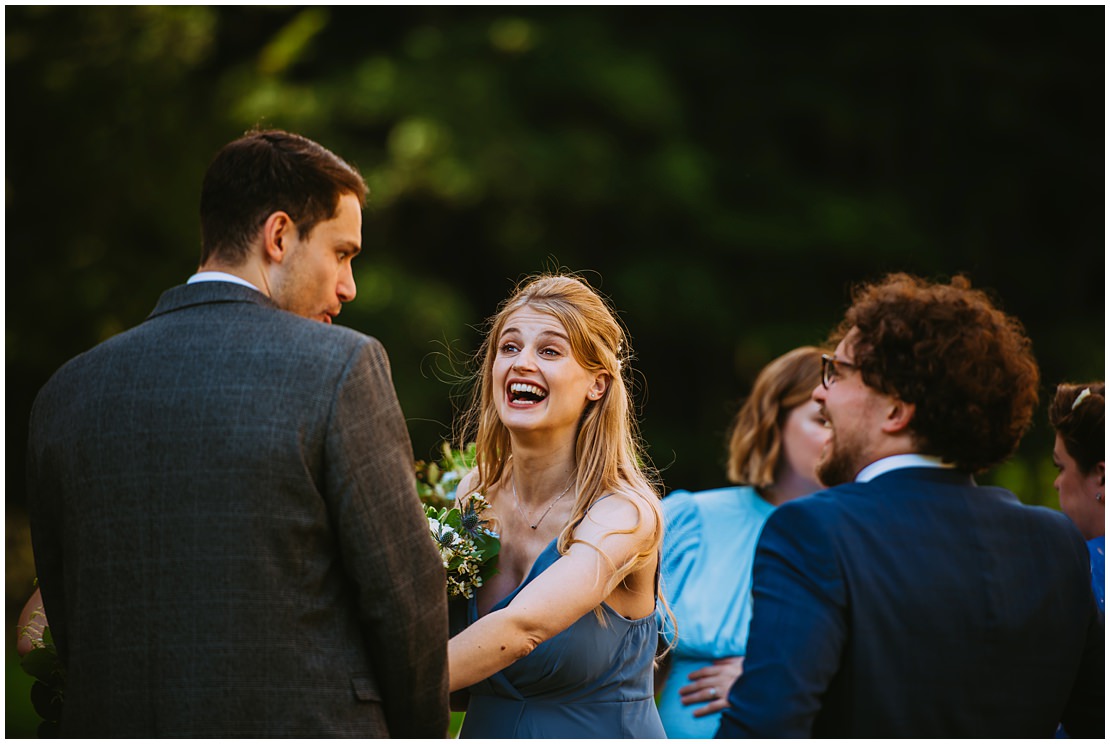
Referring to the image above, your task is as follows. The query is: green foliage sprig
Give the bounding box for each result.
[415,441,478,509]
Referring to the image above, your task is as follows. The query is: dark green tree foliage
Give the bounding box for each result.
[5,5,1104,736]
[7,6,1103,526]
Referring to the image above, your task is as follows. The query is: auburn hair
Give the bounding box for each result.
[726,346,824,492]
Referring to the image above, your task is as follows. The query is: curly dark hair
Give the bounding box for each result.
[1048,382,1105,474]
[832,273,1040,473]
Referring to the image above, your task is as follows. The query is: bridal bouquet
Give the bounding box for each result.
[417,442,500,598]
[425,493,500,599]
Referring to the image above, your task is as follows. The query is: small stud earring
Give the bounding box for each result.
[1097,492,1103,503]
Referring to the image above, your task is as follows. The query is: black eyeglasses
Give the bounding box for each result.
[821,354,858,389]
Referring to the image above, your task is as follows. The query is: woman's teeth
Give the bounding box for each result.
[509,382,547,404]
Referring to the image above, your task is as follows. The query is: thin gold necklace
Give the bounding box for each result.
[512,471,575,530]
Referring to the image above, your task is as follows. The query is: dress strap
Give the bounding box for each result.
[590,493,613,507]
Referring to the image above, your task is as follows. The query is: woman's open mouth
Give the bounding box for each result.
[508,382,548,406]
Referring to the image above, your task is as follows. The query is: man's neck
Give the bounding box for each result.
[196,260,271,296]
[189,270,260,292]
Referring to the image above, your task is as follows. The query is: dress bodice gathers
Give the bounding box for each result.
[460,537,665,738]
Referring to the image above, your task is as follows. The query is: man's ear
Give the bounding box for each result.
[881,397,915,434]
[261,211,295,264]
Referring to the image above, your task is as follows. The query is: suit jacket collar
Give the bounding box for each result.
[866,466,977,489]
[148,281,278,320]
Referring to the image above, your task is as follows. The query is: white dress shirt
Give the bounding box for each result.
[187,271,260,292]
[855,454,955,483]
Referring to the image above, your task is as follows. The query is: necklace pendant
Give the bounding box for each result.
[513,471,574,533]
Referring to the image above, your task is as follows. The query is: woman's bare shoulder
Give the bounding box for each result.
[580,486,660,541]
[454,469,481,505]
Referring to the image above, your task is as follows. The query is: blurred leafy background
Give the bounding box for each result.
[5,6,1103,735]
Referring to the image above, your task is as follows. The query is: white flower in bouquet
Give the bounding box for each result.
[424,491,500,599]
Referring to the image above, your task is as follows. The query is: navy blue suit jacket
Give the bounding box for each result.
[716,467,1104,738]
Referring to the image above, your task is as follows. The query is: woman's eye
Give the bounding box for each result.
[540,347,560,357]
[499,343,519,354]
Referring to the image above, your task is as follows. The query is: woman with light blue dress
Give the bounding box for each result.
[657,346,829,738]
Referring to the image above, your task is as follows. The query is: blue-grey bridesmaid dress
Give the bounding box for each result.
[459,537,665,738]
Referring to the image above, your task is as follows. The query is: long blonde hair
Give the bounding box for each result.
[457,273,662,601]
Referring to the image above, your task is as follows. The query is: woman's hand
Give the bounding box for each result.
[678,656,744,717]
[17,588,47,657]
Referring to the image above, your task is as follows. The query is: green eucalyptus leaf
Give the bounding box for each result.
[21,647,61,684]
[30,680,63,721]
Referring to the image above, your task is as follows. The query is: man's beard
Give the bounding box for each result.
[816,429,860,487]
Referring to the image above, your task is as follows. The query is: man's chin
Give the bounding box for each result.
[816,452,855,488]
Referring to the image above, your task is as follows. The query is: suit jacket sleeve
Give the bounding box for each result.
[325,338,449,737]
[1060,591,1105,738]
[26,394,69,663]
[716,501,847,738]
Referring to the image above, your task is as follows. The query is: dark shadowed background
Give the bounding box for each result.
[5,6,1104,735]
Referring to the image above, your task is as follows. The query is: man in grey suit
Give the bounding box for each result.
[26,130,449,737]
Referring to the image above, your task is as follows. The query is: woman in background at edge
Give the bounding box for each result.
[1048,382,1104,614]
[448,274,666,738]
[656,346,830,738]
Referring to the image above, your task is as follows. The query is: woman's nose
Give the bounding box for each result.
[512,348,537,370]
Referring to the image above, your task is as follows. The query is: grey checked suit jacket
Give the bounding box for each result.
[27,282,449,737]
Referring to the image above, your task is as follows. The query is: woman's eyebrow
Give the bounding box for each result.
[498,327,570,343]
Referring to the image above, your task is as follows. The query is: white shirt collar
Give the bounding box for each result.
[855,454,955,483]
[187,271,260,292]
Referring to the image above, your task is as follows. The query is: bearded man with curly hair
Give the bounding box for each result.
[717,273,1103,739]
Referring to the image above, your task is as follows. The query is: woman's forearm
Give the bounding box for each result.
[448,609,545,692]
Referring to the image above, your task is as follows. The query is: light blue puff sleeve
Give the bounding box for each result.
[658,489,702,644]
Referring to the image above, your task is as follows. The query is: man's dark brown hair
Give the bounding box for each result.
[199,129,368,265]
